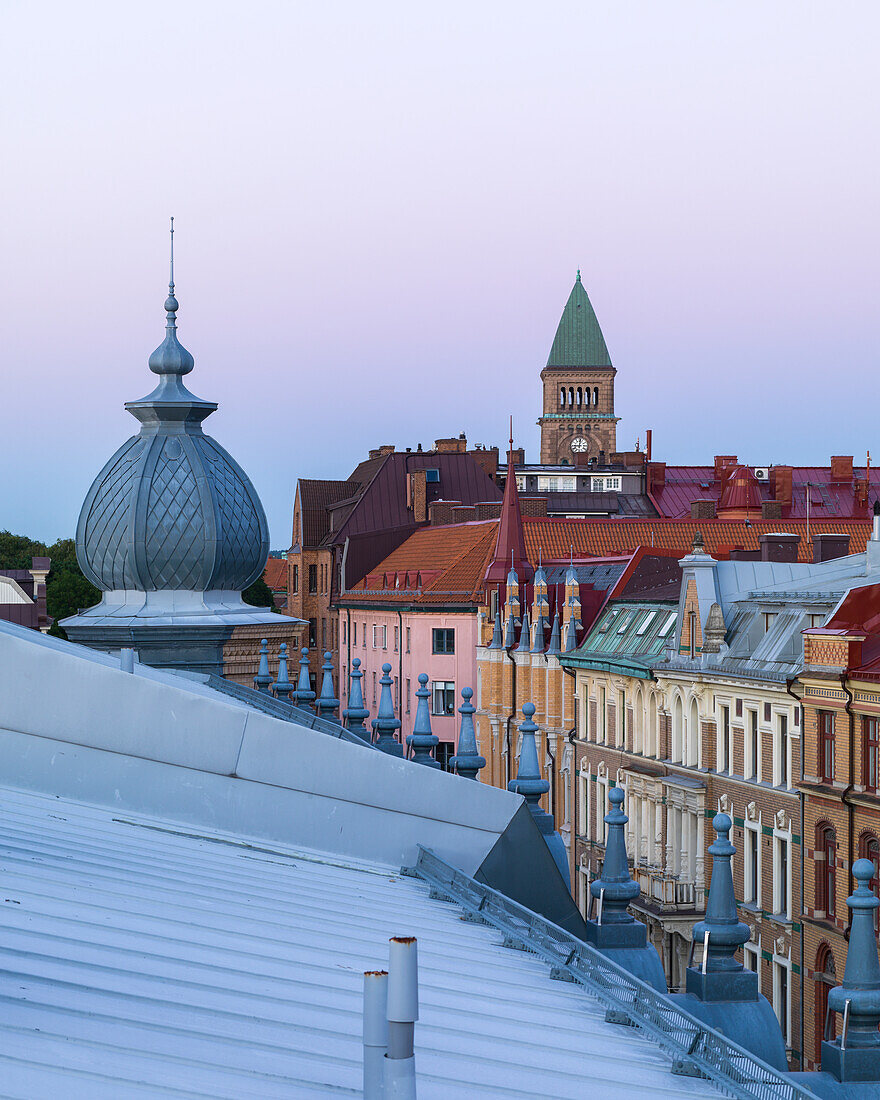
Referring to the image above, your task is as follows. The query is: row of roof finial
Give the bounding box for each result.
[487,603,581,654]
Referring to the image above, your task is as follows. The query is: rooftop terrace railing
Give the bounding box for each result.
[204,675,373,748]
[408,846,819,1100]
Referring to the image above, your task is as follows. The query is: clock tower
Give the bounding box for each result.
[538,272,618,465]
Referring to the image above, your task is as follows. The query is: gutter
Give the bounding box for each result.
[785,674,805,1067]
[840,670,856,940]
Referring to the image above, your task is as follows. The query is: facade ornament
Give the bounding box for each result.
[408,673,440,767]
[702,602,727,652]
[343,657,370,739]
[450,687,485,780]
[253,638,272,693]
[374,663,403,757]
[315,651,339,719]
[775,808,787,831]
[746,801,758,822]
[272,642,293,701]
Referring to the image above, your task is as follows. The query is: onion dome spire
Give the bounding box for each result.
[408,673,440,767]
[272,642,293,700]
[451,687,485,780]
[315,652,339,719]
[374,663,403,757]
[343,657,370,740]
[148,217,195,379]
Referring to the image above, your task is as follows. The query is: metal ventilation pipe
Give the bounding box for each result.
[385,936,418,1099]
[363,970,388,1100]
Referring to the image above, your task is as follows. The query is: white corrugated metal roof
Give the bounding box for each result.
[0,785,719,1099]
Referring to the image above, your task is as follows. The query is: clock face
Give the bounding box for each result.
[570,437,589,454]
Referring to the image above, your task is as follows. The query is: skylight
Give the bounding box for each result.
[658,611,677,637]
[635,610,658,636]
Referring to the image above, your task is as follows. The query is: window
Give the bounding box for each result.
[372,671,377,705]
[658,611,676,637]
[596,776,609,845]
[342,619,347,645]
[362,622,367,648]
[817,826,836,917]
[590,476,622,492]
[406,627,411,653]
[406,678,411,714]
[617,690,626,747]
[616,613,632,635]
[394,626,399,652]
[394,676,399,709]
[774,831,791,920]
[635,611,657,636]
[809,614,825,628]
[773,957,791,1045]
[776,713,789,787]
[763,612,777,632]
[321,617,326,649]
[425,468,440,483]
[372,624,387,649]
[598,685,606,744]
[744,822,760,906]
[435,743,454,771]
[860,834,880,931]
[308,564,317,594]
[719,704,731,773]
[819,711,835,782]
[352,621,357,646]
[308,618,317,647]
[292,564,299,594]
[578,769,589,837]
[747,710,760,780]
[432,628,455,654]
[815,947,835,1064]
[744,938,760,988]
[432,681,455,716]
[864,717,879,792]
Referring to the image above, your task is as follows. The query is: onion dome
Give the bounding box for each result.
[75,226,269,596]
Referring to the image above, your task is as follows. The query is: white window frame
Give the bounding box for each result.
[578,767,590,838]
[716,696,733,774]
[743,935,761,994]
[372,624,387,649]
[745,707,761,781]
[772,951,792,1047]
[744,817,762,908]
[598,684,607,745]
[772,707,792,788]
[773,823,792,921]
[596,776,609,846]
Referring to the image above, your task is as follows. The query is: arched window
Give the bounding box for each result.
[560,386,566,407]
[688,697,700,766]
[569,386,575,406]
[647,693,658,757]
[584,388,591,407]
[593,386,599,406]
[814,945,836,1065]
[576,387,582,406]
[633,687,644,754]
[816,825,836,917]
[672,695,684,762]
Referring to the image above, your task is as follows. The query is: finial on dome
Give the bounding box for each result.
[148,217,194,378]
[576,268,581,282]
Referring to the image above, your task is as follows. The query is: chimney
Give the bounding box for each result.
[771,466,793,508]
[760,532,800,562]
[434,436,467,454]
[409,469,428,523]
[647,461,666,494]
[714,455,738,483]
[645,428,652,461]
[761,501,782,521]
[691,499,717,520]
[830,455,854,483]
[812,532,850,563]
[729,546,761,561]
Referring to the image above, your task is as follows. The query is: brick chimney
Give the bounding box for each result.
[647,461,666,494]
[771,466,793,508]
[434,436,467,454]
[760,532,800,562]
[427,499,459,526]
[830,455,854,483]
[714,455,738,483]
[812,532,851,563]
[761,501,783,521]
[408,468,428,522]
[691,499,717,520]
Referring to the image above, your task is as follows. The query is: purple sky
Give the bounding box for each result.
[3,4,879,547]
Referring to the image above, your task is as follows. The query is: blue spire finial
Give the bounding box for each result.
[272,642,293,700]
[169,216,175,300]
[315,651,340,720]
[342,657,370,740]
[253,638,272,693]
[408,673,440,767]
[451,687,485,780]
[693,814,751,970]
[823,859,880,1073]
[503,610,517,648]
[148,218,194,378]
[546,611,562,655]
[293,647,315,707]
[516,607,531,651]
[590,786,639,923]
[374,663,403,756]
[488,610,503,649]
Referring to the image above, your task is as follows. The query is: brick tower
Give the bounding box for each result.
[538,272,618,464]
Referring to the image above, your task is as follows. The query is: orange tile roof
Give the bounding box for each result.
[523,517,873,563]
[263,558,288,590]
[341,522,497,605]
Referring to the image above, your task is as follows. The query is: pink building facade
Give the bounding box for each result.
[336,605,481,767]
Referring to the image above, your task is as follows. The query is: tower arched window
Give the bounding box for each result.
[816,824,836,917]
[569,386,574,406]
[593,386,599,406]
[560,386,566,407]
[576,387,582,406]
[584,388,591,407]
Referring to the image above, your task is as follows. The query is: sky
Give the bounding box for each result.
[2,2,878,547]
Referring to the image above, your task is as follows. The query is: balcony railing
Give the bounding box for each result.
[634,867,698,909]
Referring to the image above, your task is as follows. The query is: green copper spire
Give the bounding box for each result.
[546,272,612,368]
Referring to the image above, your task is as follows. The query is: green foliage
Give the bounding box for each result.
[242,576,278,610]
[0,530,100,639]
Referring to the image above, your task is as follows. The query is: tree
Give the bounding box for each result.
[0,530,49,570]
[242,576,278,611]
